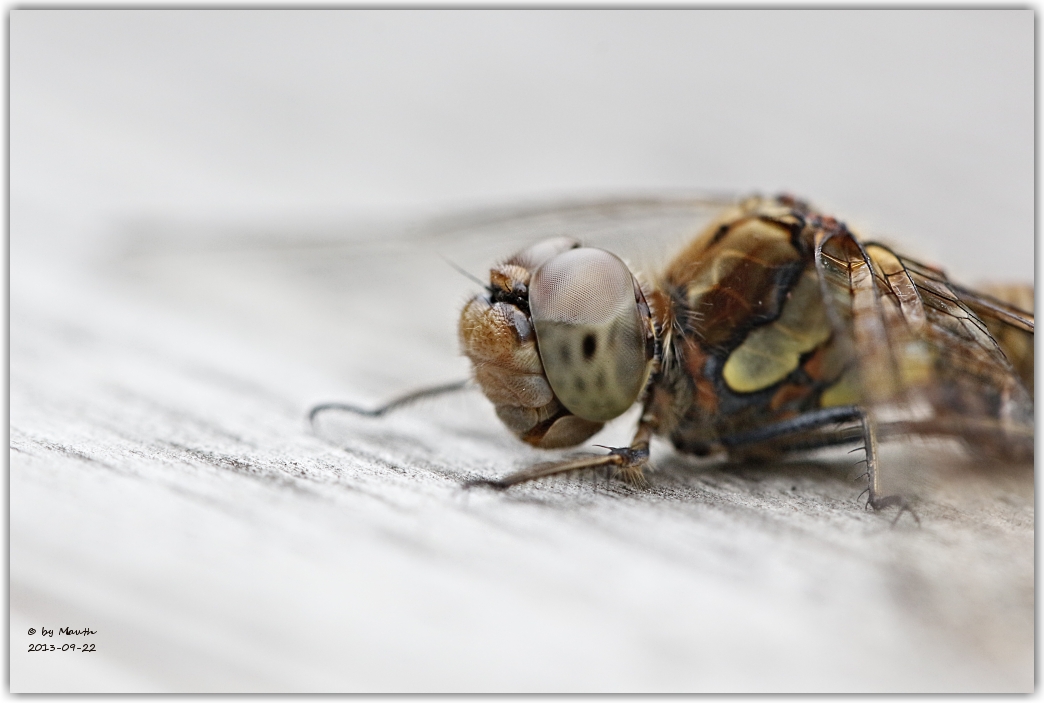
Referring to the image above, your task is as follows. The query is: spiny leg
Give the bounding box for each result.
[856,413,919,525]
[466,418,654,490]
[719,406,919,525]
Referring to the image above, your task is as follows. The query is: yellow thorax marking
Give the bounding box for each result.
[722,268,832,393]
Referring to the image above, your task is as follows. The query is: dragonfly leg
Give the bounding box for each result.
[466,416,654,490]
[308,380,471,425]
[719,406,864,449]
[720,406,919,524]
[856,411,920,525]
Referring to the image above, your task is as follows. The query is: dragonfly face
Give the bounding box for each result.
[457,195,1034,512]
[458,237,656,447]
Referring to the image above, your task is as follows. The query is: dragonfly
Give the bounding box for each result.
[310,194,1034,521]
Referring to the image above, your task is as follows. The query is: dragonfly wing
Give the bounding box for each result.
[815,229,1033,464]
[905,259,1033,396]
[416,193,742,278]
[876,246,1032,434]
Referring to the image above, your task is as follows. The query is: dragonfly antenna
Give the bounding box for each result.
[440,255,487,288]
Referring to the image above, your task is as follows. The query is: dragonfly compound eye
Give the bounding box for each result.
[529,248,654,422]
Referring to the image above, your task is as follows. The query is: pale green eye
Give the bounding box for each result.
[529,248,652,422]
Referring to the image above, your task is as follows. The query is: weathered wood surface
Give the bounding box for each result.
[10,204,1033,692]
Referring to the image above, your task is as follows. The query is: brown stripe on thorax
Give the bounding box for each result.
[662,204,812,352]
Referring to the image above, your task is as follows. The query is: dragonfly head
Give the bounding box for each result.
[459,237,656,447]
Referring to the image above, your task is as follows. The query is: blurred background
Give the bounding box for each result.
[10,9,1034,693]
[12,9,1034,280]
